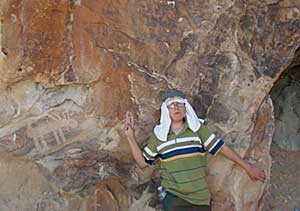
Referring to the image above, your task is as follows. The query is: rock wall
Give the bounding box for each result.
[0,0,299,210]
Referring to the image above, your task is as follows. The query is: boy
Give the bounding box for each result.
[125,89,265,211]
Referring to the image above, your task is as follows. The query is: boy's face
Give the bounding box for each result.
[167,102,186,122]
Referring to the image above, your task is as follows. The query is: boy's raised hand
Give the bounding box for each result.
[124,111,135,140]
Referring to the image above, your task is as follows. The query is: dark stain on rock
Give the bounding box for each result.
[165,34,196,72]
[64,65,77,82]
[1,47,8,56]
[191,94,214,119]
[207,101,230,123]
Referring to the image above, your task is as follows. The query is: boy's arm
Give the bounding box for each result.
[124,111,147,169]
[219,145,266,182]
[126,130,148,169]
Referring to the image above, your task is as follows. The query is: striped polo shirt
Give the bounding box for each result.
[143,123,224,205]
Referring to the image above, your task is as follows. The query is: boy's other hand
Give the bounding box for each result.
[246,164,266,182]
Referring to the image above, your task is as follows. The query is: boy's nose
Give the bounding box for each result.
[173,106,181,111]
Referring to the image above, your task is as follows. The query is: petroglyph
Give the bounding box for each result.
[27,112,78,152]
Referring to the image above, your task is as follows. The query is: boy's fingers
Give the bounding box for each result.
[125,111,135,128]
[124,122,128,130]
[126,112,132,120]
[125,112,132,125]
[254,169,265,182]
[261,172,266,181]
[128,113,134,125]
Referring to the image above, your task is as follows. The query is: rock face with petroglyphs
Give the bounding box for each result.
[0,0,299,210]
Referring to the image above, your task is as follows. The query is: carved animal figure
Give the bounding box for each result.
[27,112,78,151]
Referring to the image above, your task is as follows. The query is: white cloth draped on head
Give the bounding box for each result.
[154,99,204,142]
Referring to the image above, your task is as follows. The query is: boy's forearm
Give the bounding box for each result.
[219,144,266,181]
[219,145,251,172]
[127,136,148,169]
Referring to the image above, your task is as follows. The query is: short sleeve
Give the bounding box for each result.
[143,134,159,165]
[197,124,224,156]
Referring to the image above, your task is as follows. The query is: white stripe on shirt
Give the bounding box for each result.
[176,136,201,143]
[157,137,201,151]
[161,144,204,155]
[204,133,216,147]
[157,139,176,151]
[208,138,221,152]
[143,152,155,160]
[144,146,158,157]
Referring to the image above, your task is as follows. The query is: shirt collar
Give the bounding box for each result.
[169,122,189,136]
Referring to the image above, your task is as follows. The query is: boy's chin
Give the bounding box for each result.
[171,117,185,122]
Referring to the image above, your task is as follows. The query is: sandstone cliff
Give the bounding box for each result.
[0,0,299,210]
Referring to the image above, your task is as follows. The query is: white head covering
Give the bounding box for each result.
[154,97,204,142]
